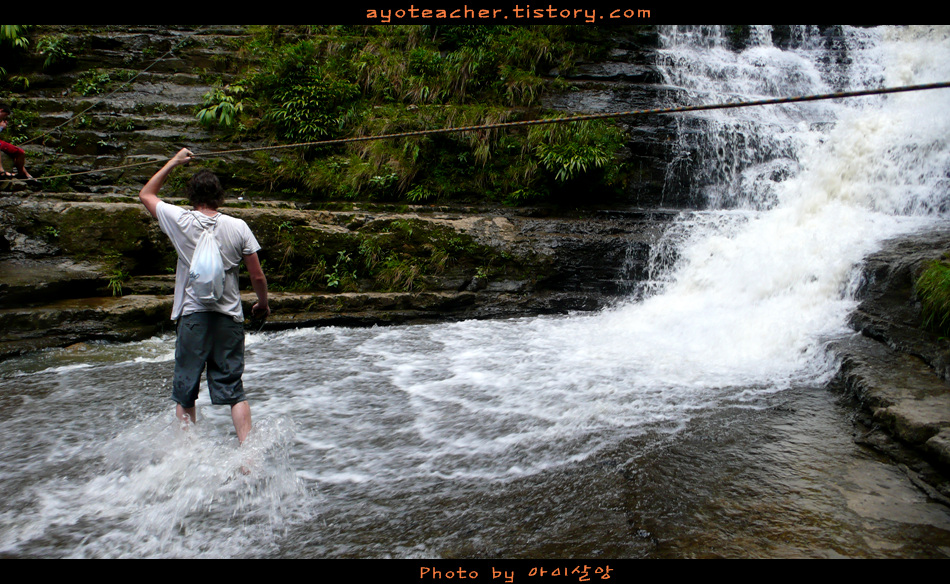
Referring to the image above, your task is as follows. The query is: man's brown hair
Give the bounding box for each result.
[186,170,226,209]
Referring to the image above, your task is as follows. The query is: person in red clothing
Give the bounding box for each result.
[0,105,34,180]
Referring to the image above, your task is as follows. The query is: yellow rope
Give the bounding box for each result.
[11,81,950,184]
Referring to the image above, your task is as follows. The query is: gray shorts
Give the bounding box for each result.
[173,311,246,408]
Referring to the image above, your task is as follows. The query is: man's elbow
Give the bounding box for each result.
[139,191,159,218]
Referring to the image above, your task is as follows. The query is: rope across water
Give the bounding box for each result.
[9,81,950,183]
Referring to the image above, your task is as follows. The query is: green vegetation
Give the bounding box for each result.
[245,212,532,294]
[916,256,950,337]
[37,34,75,70]
[0,105,37,145]
[201,25,630,205]
[0,25,31,49]
[41,225,60,240]
[108,268,129,297]
[72,69,136,97]
[0,25,33,87]
[197,85,246,130]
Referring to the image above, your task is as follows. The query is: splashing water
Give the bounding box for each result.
[0,341,308,558]
[1,26,949,558]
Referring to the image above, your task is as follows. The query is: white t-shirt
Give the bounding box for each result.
[156,201,261,322]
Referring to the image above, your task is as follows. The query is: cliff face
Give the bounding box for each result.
[2,25,680,203]
[0,193,674,359]
[832,226,950,490]
[1,25,684,358]
[2,25,254,190]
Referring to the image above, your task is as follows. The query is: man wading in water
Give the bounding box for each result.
[139,148,269,446]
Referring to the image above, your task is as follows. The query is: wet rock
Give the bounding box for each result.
[0,256,107,307]
[834,225,950,475]
[564,62,664,84]
[0,295,175,360]
[927,429,950,468]
[0,197,672,359]
[835,335,950,445]
[849,226,950,382]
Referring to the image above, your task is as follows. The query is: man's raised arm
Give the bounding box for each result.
[139,148,193,218]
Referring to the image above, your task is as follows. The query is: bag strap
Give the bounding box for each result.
[190,210,220,233]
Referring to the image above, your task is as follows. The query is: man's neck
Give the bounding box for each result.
[194,205,219,217]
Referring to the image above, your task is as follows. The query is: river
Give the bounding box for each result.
[1,25,950,558]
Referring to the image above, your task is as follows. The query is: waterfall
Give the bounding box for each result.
[660,25,860,210]
[639,25,950,300]
[658,25,949,212]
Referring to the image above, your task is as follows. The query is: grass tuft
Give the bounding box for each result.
[916,256,950,336]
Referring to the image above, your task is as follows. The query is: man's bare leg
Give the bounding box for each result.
[13,152,32,179]
[174,402,249,444]
[177,403,196,426]
[231,401,251,445]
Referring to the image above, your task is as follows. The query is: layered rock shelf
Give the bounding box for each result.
[0,190,675,359]
[833,226,950,490]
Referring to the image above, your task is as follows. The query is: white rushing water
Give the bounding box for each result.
[1,26,949,558]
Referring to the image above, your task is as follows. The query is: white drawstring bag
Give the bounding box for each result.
[188,214,225,303]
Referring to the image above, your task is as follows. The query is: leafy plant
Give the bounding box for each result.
[4,75,29,90]
[108,118,137,132]
[530,119,626,182]
[369,172,398,191]
[71,68,136,97]
[406,184,437,203]
[73,70,114,96]
[325,250,357,290]
[196,85,245,129]
[263,71,360,142]
[0,25,31,49]
[379,256,421,292]
[37,35,75,70]
[0,24,31,87]
[358,238,383,271]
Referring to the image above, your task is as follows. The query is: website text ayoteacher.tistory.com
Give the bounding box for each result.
[363,5,651,24]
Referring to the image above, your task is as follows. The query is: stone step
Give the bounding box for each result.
[5,25,251,191]
[0,294,175,359]
[834,334,950,467]
[0,256,108,308]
